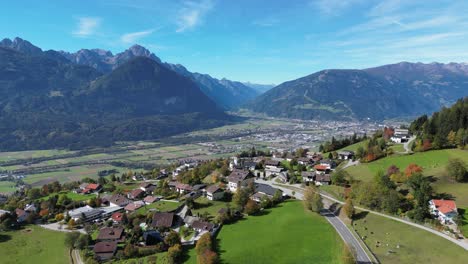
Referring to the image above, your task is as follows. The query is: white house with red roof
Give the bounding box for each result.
[429,199,458,225]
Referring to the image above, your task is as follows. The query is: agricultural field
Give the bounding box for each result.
[215,201,343,264]
[0,225,68,264]
[38,191,97,202]
[0,149,74,163]
[0,181,17,194]
[353,212,468,264]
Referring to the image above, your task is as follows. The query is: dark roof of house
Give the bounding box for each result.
[193,184,206,191]
[264,160,281,166]
[94,241,118,253]
[301,171,316,177]
[175,183,193,191]
[316,174,331,182]
[206,185,222,194]
[109,194,131,207]
[97,227,124,240]
[228,170,253,183]
[152,212,175,228]
[255,183,281,196]
[140,182,153,188]
[192,220,215,231]
[15,208,27,218]
[129,189,144,198]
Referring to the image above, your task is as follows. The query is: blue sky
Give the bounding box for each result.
[2,0,468,84]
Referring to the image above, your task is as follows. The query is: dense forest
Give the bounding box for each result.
[409,97,468,150]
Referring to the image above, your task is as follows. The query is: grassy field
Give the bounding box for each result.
[345,149,468,207]
[39,191,96,202]
[0,181,17,194]
[215,201,343,264]
[460,208,468,237]
[353,212,468,264]
[0,225,68,264]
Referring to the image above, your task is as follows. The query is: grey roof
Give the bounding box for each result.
[302,171,316,178]
[255,183,281,196]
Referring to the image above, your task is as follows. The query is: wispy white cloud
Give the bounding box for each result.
[120,29,154,44]
[176,0,214,33]
[73,17,101,37]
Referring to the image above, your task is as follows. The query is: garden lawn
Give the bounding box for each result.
[38,191,96,202]
[191,197,232,218]
[217,201,343,264]
[353,212,468,264]
[135,200,181,214]
[0,225,68,264]
[460,208,468,237]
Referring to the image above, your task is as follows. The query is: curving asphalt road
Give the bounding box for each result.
[321,209,373,264]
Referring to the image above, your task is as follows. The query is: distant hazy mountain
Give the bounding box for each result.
[242,82,275,94]
[165,64,259,109]
[0,43,227,150]
[246,62,468,120]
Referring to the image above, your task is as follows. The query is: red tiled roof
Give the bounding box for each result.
[111,212,123,222]
[314,165,328,171]
[124,202,144,211]
[86,183,101,190]
[432,199,457,214]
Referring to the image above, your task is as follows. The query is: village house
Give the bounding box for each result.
[277,171,289,183]
[151,212,175,228]
[191,220,215,233]
[124,201,145,213]
[338,150,354,160]
[250,183,282,203]
[206,185,224,201]
[390,128,410,143]
[429,199,458,225]
[97,227,125,242]
[319,159,336,170]
[227,170,254,192]
[94,241,118,261]
[15,208,29,223]
[297,157,312,165]
[78,183,102,194]
[314,164,330,174]
[109,194,131,207]
[315,174,331,186]
[0,209,9,218]
[139,183,156,194]
[67,205,103,222]
[301,171,316,183]
[144,196,159,204]
[175,183,193,194]
[111,212,123,223]
[128,188,145,200]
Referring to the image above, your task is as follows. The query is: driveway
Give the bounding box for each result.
[40,222,86,234]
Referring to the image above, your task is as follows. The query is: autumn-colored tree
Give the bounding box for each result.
[422,139,432,151]
[447,130,457,146]
[196,233,219,264]
[405,163,423,178]
[164,230,181,247]
[198,249,219,264]
[343,198,355,219]
[387,165,400,176]
[68,218,76,229]
[303,186,323,213]
[167,244,183,264]
[244,199,260,215]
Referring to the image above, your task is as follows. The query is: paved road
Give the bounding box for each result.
[322,209,373,263]
[256,178,373,263]
[72,249,84,264]
[403,136,416,153]
[40,222,86,234]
